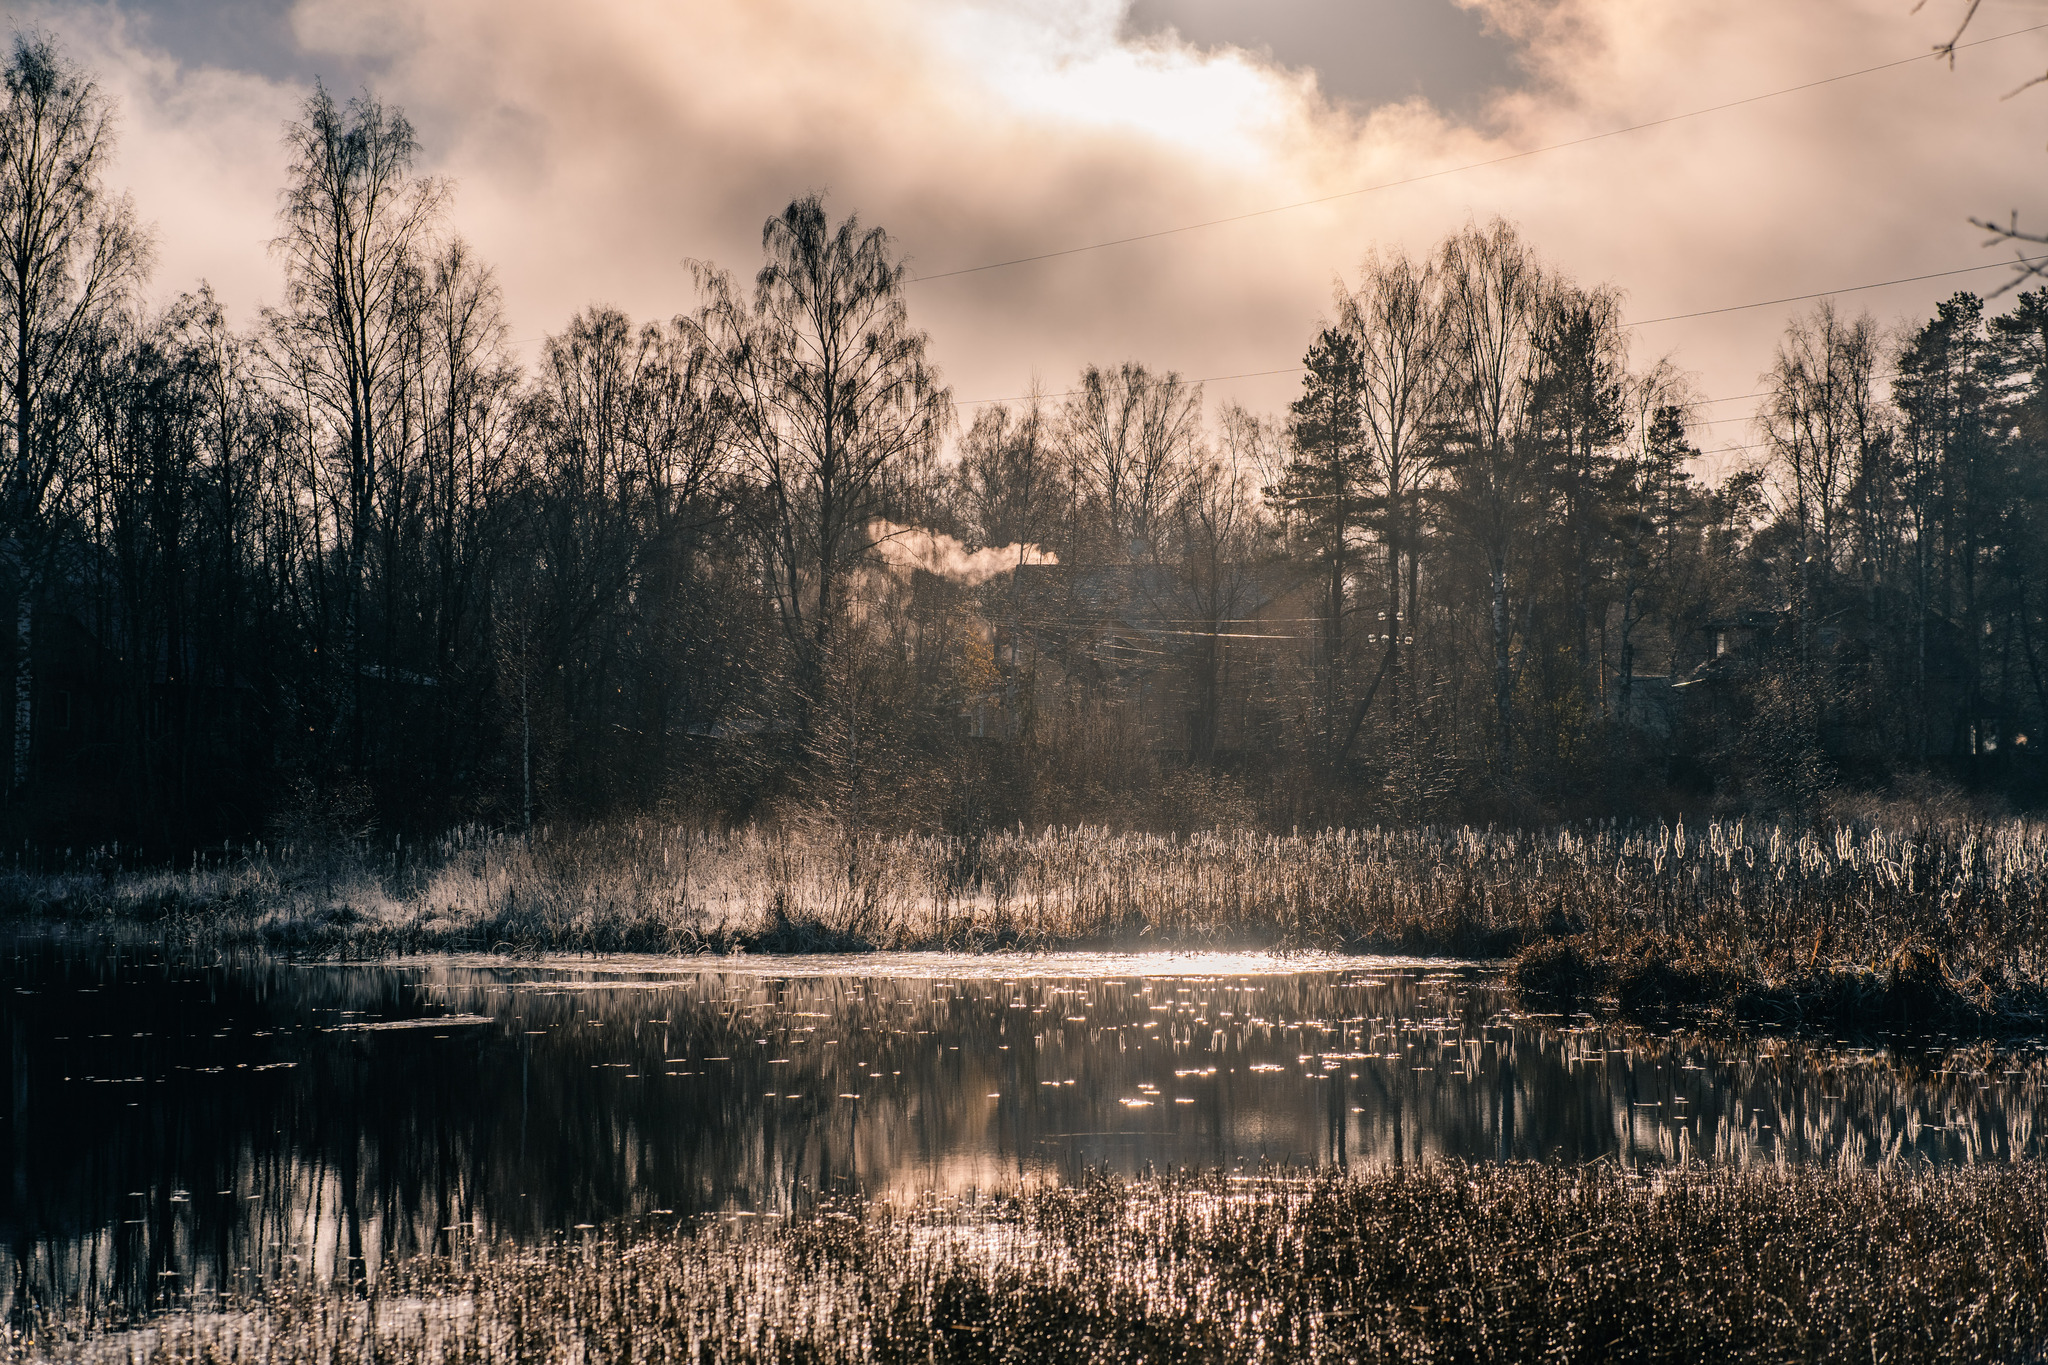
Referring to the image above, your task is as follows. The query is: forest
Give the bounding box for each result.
[2,35,2043,847]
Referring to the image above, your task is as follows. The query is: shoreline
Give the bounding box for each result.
[9,815,2048,1042]
[1507,934,2048,1038]
[10,908,2047,1044]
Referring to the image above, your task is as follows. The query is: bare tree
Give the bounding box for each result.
[616,316,730,766]
[687,195,951,748]
[1438,218,1546,776]
[161,288,262,708]
[1337,246,1450,745]
[394,241,522,803]
[528,308,646,715]
[1907,2,2048,285]
[0,32,149,794]
[1061,362,1200,560]
[1761,300,1882,658]
[1171,403,1272,763]
[956,390,1066,553]
[413,240,520,686]
[268,83,445,769]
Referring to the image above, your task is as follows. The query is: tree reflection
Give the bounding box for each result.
[4,943,2044,1319]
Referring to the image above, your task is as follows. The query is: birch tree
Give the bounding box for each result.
[0,33,148,795]
[687,195,951,748]
[268,84,444,769]
[1339,247,1450,744]
[1439,218,1545,776]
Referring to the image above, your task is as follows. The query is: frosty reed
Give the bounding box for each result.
[13,1161,2048,1365]
[7,816,2047,1030]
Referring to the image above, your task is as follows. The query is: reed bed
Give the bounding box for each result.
[13,1162,2048,1364]
[8,817,2048,1031]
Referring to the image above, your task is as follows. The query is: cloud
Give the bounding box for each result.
[22,0,2048,468]
[1120,0,1525,116]
[35,2,300,322]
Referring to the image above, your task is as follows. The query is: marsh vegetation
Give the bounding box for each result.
[4,19,2045,1365]
[11,814,2048,1033]
[14,1162,2048,1364]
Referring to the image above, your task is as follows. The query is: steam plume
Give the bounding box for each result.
[868,519,1057,586]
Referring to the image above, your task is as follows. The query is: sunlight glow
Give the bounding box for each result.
[934,0,1310,170]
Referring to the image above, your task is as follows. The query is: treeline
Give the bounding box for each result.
[3,39,2046,845]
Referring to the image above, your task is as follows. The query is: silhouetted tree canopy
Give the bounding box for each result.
[12,41,2048,845]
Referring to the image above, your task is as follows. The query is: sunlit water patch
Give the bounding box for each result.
[4,941,2045,1316]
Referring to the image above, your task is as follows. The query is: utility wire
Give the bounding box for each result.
[510,29,2048,370]
[909,22,2048,285]
[1630,254,2048,324]
[957,254,2048,411]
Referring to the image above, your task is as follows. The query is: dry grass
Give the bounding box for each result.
[13,1162,2048,1364]
[7,816,2048,1031]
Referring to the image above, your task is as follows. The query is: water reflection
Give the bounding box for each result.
[4,942,2045,1316]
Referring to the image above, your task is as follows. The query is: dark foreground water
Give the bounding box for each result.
[4,939,2045,1314]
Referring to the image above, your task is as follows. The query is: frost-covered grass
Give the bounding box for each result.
[8,816,2048,1031]
[13,1162,2048,1364]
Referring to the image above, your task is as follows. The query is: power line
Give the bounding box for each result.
[1630,254,2048,325]
[908,22,2048,285]
[510,27,2048,389]
[521,248,2034,407]
[955,252,2048,413]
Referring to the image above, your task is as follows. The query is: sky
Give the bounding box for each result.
[34,0,2048,473]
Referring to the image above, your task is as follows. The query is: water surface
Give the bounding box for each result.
[4,941,2043,1314]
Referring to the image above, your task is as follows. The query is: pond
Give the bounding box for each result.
[4,939,2044,1314]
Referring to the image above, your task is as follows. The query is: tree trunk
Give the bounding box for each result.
[1385,503,1402,717]
[1491,557,1512,777]
[10,584,27,793]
